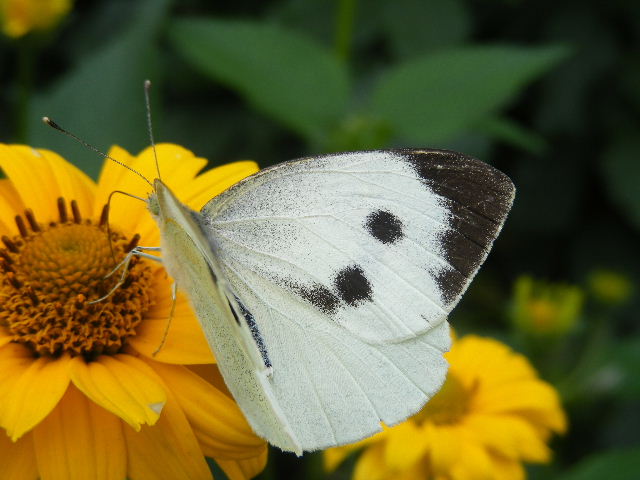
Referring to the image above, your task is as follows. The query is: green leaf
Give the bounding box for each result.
[381,0,471,58]
[558,446,640,480]
[602,134,640,230]
[477,117,547,154]
[27,0,172,178]
[371,45,571,144]
[168,18,349,142]
[607,338,640,399]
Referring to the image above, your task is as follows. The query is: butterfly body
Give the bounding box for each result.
[149,149,514,454]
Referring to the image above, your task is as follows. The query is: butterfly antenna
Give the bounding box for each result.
[42,117,153,188]
[144,80,161,180]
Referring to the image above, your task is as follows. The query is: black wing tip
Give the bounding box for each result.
[396,148,515,197]
[392,148,515,307]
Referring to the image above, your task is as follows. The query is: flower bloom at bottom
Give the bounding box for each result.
[325,335,568,480]
[0,143,266,479]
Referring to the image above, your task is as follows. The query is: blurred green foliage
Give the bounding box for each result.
[1,0,639,478]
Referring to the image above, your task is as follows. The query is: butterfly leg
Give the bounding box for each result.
[152,281,178,357]
[88,246,163,304]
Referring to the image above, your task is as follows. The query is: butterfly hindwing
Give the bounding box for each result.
[212,267,451,451]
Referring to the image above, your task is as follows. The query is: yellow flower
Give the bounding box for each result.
[1,0,71,38]
[587,269,633,306]
[0,143,266,479]
[325,335,567,480]
[511,276,583,336]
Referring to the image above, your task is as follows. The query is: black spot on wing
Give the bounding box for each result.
[364,209,404,244]
[284,266,374,314]
[296,283,340,315]
[334,265,373,306]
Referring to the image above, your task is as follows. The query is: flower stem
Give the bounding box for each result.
[334,0,357,62]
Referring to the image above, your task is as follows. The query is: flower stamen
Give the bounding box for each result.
[15,215,28,237]
[25,208,40,231]
[71,199,82,223]
[0,197,155,358]
[57,197,68,223]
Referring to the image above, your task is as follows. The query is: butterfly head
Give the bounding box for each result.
[146,180,164,218]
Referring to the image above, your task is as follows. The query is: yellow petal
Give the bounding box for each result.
[0,431,38,480]
[492,454,526,480]
[425,424,459,476]
[94,144,206,237]
[448,336,537,389]
[0,178,25,235]
[130,275,215,364]
[94,146,140,202]
[463,414,552,462]
[123,388,212,480]
[353,442,388,480]
[324,426,388,472]
[0,352,72,441]
[37,148,96,218]
[324,445,357,473]
[519,404,568,434]
[0,145,95,223]
[0,144,59,225]
[0,341,34,369]
[69,354,166,430]
[133,144,207,199]
[472,380,565,425]
[188,364,232,397]
[392,460,430,480]
[448,437,493,480]
[93,146,150,233]
[384,421,429,470]
[149,361,265,459]
[182,161,260,210]
[33,384,126,480]
[0,334,13,348]
[216,447,268,480]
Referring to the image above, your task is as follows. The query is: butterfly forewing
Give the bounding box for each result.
[202,149,514,344]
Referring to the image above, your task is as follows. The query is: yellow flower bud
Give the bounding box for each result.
[511,275,583,336]
[587,269,633,306]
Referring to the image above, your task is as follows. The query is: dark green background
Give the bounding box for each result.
[1,1,639,479]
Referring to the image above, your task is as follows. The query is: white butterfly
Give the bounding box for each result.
[147,148,514,455]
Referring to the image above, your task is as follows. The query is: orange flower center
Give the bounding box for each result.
[0,198,154,358]
[418,373,475,425]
